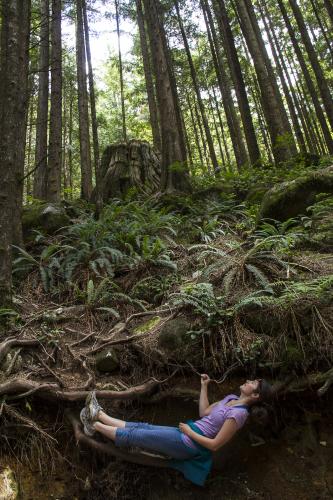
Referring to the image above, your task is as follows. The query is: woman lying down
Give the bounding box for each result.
[80,374,273,486]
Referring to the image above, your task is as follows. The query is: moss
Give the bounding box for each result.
[245,187,268,205]
[133,316,162,334]
[0,468,19,499]
[22,202,70,240]
[258,166,333,222]
[158,317,191,351]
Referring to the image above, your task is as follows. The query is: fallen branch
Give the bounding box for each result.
[35,353,65,387]
[0,338,40,365]
[65,411,168,468]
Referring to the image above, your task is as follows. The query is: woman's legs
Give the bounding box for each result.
[97,410,126,429]
[96,424,198,460]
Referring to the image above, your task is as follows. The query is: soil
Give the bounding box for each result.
[1,378,332,500]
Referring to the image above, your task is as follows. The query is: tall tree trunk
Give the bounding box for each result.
[115,0,127,142]
[82,0,100,182]
[136,0,161,150]
[0,0,31,305]
[277,0,333,154]
[76,0,92,200]
[33,0,49,200]
[258,0,306,153]
[323,0,333,26]
[288,0,333,132]
[211,0,261,166]
[236,0,297,163]
[174,0,219,174]
[47,0,62,202]
[308,0,333,62]
[202,0,248,170]
[186,93,205,169]
[143,0,191,192]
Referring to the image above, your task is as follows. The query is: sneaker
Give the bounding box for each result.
[85,391,103,422]
[80,407,95,437]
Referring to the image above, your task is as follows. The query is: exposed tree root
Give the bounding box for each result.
[0,378,158,402]
[0,338,40,365]
[66,410,169,468]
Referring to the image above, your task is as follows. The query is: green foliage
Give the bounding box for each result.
[189,240,289,299]
[168,282,224,320]
[234,275,333,312]
[251,218,305,252]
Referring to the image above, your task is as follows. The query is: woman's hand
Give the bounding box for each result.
[179,422,192,436]
[201,374,210,387]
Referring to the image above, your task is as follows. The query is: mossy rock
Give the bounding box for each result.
[245,187,268,205]
[283,339,304,365]
[0,468,19,499]
[22,202,70,239]
[95,348,119,373]
[133,316,162,334]
[258,165,333,222]
[158,316,191,352]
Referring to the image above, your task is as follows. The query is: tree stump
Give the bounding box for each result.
[97,140,161,202]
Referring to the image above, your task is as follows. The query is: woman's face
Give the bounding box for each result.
[240,379,261,397]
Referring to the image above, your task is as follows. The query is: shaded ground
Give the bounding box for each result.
[1,379,332,499]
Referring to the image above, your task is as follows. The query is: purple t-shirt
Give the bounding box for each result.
[182,394,249,449]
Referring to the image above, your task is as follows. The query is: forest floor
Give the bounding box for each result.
[1,171,333,499]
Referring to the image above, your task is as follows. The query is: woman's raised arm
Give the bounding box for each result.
[199,374,211,417]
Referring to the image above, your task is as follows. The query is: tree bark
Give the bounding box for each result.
[136,0,161,151]
[115,0,127,142]
[277,0,333,154]
[211,0,261,166]
[258,0,306,153]
[202,0,248,170]
[0,0,31,306]
[76,0,92,200]
[33,0,49,200]
[174,0,219,174]
[47,0,62,202]
[82,0,100,185]
[236,0,297,164]
[323,0,333,26]
[143,0,191,192]
[288,0,333,132]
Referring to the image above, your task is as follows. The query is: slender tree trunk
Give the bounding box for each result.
[47,0,62,202]
[26,98,35,201]
[0,0,31,305]
[211,0,260,165]
[212,86,232,167]
[202,0,248,170]
[277,0,333,154]
[236,0,297,163]
[308,0,333,62]
[76,0,92,200]
[136,0,161,150]
[288,0,333,131]
[33,0,49,200]
[115,0,127,142]
[187,93,205,169]
[259,0,306,153]
[82,0,100,182]
[68,91,74,198]
[143,0,191,192]
[323,0,333,26]
[174,0,219,174]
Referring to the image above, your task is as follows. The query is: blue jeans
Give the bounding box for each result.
[115,422,199,460]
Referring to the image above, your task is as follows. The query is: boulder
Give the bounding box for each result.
[0,468,19,500]
[95,348,119,373]
[258,166,333,222]
[158,316,191,353]
[22,202,70,239]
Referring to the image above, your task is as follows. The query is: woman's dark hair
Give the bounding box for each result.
[249,379,274,425]
[255,379,274,403]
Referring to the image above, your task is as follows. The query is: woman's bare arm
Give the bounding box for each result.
[199,374,211,417]
[179,419,238,452]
